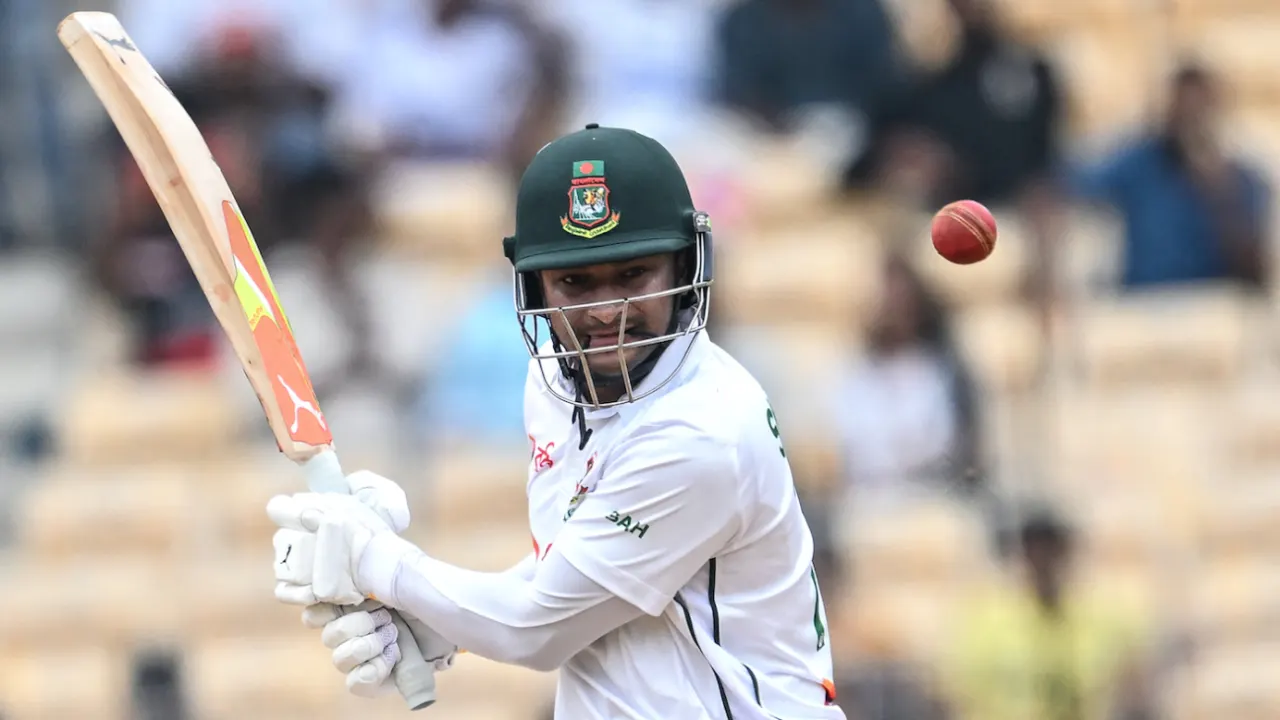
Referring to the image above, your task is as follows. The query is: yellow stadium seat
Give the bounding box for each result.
[419,444,531,535]
[1058,208,1123,298]
[1049,28,1161,138]
[845,581,957,661]
[1173,0,1280,17]
[0,646,128,720]
[373,161,513,264]
[0,558,184,650]
[59,369,240,465]
[199,458,303,552]
[734,140,840,228]
[418,524,535,572]
[995,0,1138,38]
[1191,557,1280,640]
[185,636,344,719]
[847,500,992,587]
[1199,481,1280,558]
[1049,388,1221,486]
[1176,643,1280,720]
[1229,385,1280,469]
[717,227,880,326]
[951,302,1044,395]
[178,553,308,643]
[1182,18,1280,101]
[1068,472,1203,563]
[16,466,198,561]
[717,323,858,457]
[1075,285,1254,388]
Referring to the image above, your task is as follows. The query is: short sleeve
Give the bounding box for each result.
[553,424,741,617]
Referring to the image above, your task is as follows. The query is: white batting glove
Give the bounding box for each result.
[269,469,409,604]
[303,600,402,697]
[303,602,457,698]
[270,492,393,606]
[345,470,411,533]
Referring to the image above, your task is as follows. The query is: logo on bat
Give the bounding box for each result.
[279,375,327,435]
[223,201,331,447]
[93,30,137,62]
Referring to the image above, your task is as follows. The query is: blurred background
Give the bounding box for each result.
[1,0,1278,718]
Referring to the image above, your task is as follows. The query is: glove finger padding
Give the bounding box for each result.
[275,581,318,607]
[318,606,401,697]
[348,470,411,533]
[333,614,399,673]
[302,602,343,630]
[266,494,327,532]
[323,607,393,650]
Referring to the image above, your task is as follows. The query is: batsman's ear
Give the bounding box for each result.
[502,236,517,265]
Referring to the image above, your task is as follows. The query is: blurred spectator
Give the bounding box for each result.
[537,0,717,152]
[835,662,950,720]
[415,276,532,443]
[832,253,984,511]
[1067,63,1271,290]
[715,0,905,134]
[93,26,378,377]
[131,649,189,720]
[941,507,1156,720]
[807,488,951,720]
[844,0,1062,212]
[330,0,567,179]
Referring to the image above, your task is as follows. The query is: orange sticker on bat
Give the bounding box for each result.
[224,200,332,448]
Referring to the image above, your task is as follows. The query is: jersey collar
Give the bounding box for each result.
[576,330,708,424]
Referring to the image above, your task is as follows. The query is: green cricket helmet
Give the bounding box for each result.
[502,124,714,410]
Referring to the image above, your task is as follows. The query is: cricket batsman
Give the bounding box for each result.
[268,124,846,719]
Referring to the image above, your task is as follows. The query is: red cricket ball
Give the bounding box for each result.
[931,200,997,265]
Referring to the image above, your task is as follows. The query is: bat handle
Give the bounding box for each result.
[302,450,438,710]
[303,450,350,494]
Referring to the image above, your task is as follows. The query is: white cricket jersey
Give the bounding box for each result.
[524,332,845,719]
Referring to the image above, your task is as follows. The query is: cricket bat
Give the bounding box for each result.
[57,11,437,710]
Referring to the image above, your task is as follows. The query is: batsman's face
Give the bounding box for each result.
[539,253,679,377]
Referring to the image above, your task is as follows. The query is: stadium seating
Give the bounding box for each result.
[58,369,241,466]
[417,444,531,535]
[0,646,128,720]
[2,2,1278,717]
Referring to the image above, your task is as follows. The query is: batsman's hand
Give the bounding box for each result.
[270,470,408,606]
[345,470,411,533]
[303,602,457,698]
[305,600,402,697]
[270,491,393,606]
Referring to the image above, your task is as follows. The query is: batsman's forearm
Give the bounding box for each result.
[359,535,636,671]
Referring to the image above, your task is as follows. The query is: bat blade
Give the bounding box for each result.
[59,11,437,709]
[57,11,331,462]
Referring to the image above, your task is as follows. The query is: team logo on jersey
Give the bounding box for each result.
[562,160,620,239]
[563,452,598,521]
[529,435,555,472]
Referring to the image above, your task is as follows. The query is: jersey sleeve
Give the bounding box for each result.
[552,422,743,616]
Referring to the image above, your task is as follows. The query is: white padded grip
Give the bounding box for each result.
[304,451,437,710]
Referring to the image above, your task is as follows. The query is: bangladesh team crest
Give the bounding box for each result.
[562,160,621,239]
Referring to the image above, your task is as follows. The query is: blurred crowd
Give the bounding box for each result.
[1,0,1277,718]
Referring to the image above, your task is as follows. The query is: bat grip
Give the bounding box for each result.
[303,451,438,710]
